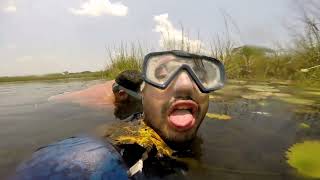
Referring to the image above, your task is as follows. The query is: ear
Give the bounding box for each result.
[118,90,128,100]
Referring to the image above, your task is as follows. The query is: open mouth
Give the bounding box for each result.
[167,100,198,131]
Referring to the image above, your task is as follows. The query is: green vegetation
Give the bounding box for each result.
[1,3,319,86]
[104,8,320,87]
[104,44,143,79]
[286,141,320,178]
[0,71,106,83]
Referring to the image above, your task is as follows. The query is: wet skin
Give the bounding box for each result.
[49,80,142,119]
[142,71,209,144]
[49,80,115,109]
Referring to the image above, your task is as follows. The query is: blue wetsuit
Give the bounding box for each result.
[10,136,128,180]
[10,113,189,180]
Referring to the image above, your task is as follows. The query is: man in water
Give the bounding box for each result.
[103,50,225,177]
[12,50,225,180]
[50,70,143,120]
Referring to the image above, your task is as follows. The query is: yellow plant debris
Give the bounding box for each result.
[206,113,232,121]
[102,120,173,157]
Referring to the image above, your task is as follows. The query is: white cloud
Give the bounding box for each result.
[69,0,128,17]
[3,2,16,13]
[153,13,205,52]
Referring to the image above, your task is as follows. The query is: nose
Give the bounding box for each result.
[171,70,194,95]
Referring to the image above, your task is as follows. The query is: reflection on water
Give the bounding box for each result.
[0,80,319,179]
[0,80,115,178]
[196,81,320,179]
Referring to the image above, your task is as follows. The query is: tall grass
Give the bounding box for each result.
[104,43,145,79]
[105,19,320,87]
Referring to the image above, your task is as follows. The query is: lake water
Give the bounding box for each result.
[1,80,320,179]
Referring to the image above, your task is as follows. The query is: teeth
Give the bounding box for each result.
[176,107,191,110]
[174,106,193,113]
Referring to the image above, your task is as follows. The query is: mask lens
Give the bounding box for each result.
[146,54,180,84]
[145,52,224,91]
[191,59,221,89]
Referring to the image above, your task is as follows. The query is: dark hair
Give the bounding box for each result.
[115,70,143,92]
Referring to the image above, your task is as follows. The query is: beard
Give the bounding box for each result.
[114,96,143,120]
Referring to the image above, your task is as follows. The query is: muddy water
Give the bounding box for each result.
[1,80,320,179]
[194,81,320,179]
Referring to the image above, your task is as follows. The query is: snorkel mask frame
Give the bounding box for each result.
[142,50,226,93]
[112,82,142,100]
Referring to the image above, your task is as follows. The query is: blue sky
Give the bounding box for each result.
[0,0,303,76]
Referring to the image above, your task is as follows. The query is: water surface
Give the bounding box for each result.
[1,80,320,179]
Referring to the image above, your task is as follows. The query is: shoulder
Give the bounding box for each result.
[11,136,128,180]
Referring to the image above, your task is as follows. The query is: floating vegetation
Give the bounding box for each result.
[227,80,247,84]
[209,95,225,101]
[224,84,242,90]
[272,93,292,97]
[286,141,320,178]
[305,87,320,92]
[276,96,315,106]
[299,123,310,129]
[245,85,280,92]
[215,84,242,95]
[305,91,320,96]
[241,94,266,100]
[103,120,173,157]
[241,92,273,100]
[206,113,232,121]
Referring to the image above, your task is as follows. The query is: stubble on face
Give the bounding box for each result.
[142,84,209,145]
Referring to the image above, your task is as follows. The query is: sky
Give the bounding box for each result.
[0,0,304,76]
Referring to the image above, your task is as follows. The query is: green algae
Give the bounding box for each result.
[286,141,320,178]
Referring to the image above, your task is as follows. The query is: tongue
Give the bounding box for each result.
[169,109,194,128]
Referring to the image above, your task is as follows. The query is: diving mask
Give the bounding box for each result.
[142,50,225,93]
[112,82,142,100]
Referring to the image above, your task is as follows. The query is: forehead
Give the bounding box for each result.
[148,54,176,66]
[148,54,201,69]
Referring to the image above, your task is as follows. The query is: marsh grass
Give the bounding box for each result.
[0,71,106,83]
[2,5,320,87]
[104,43,144,79]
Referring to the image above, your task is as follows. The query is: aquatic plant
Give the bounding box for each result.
[206,113,232,121]
[272,93,292,97]
[245,85,280,92]
[241,92,273,100]
[305,91,320,96]
[299,123,311,129]
[286,141,320,178]
[276,96,315,106]
[208,95,225,102]
[103,120,173,157]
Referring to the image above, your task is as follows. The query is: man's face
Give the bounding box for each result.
[142,71,209,143]
[114,91,142,120]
